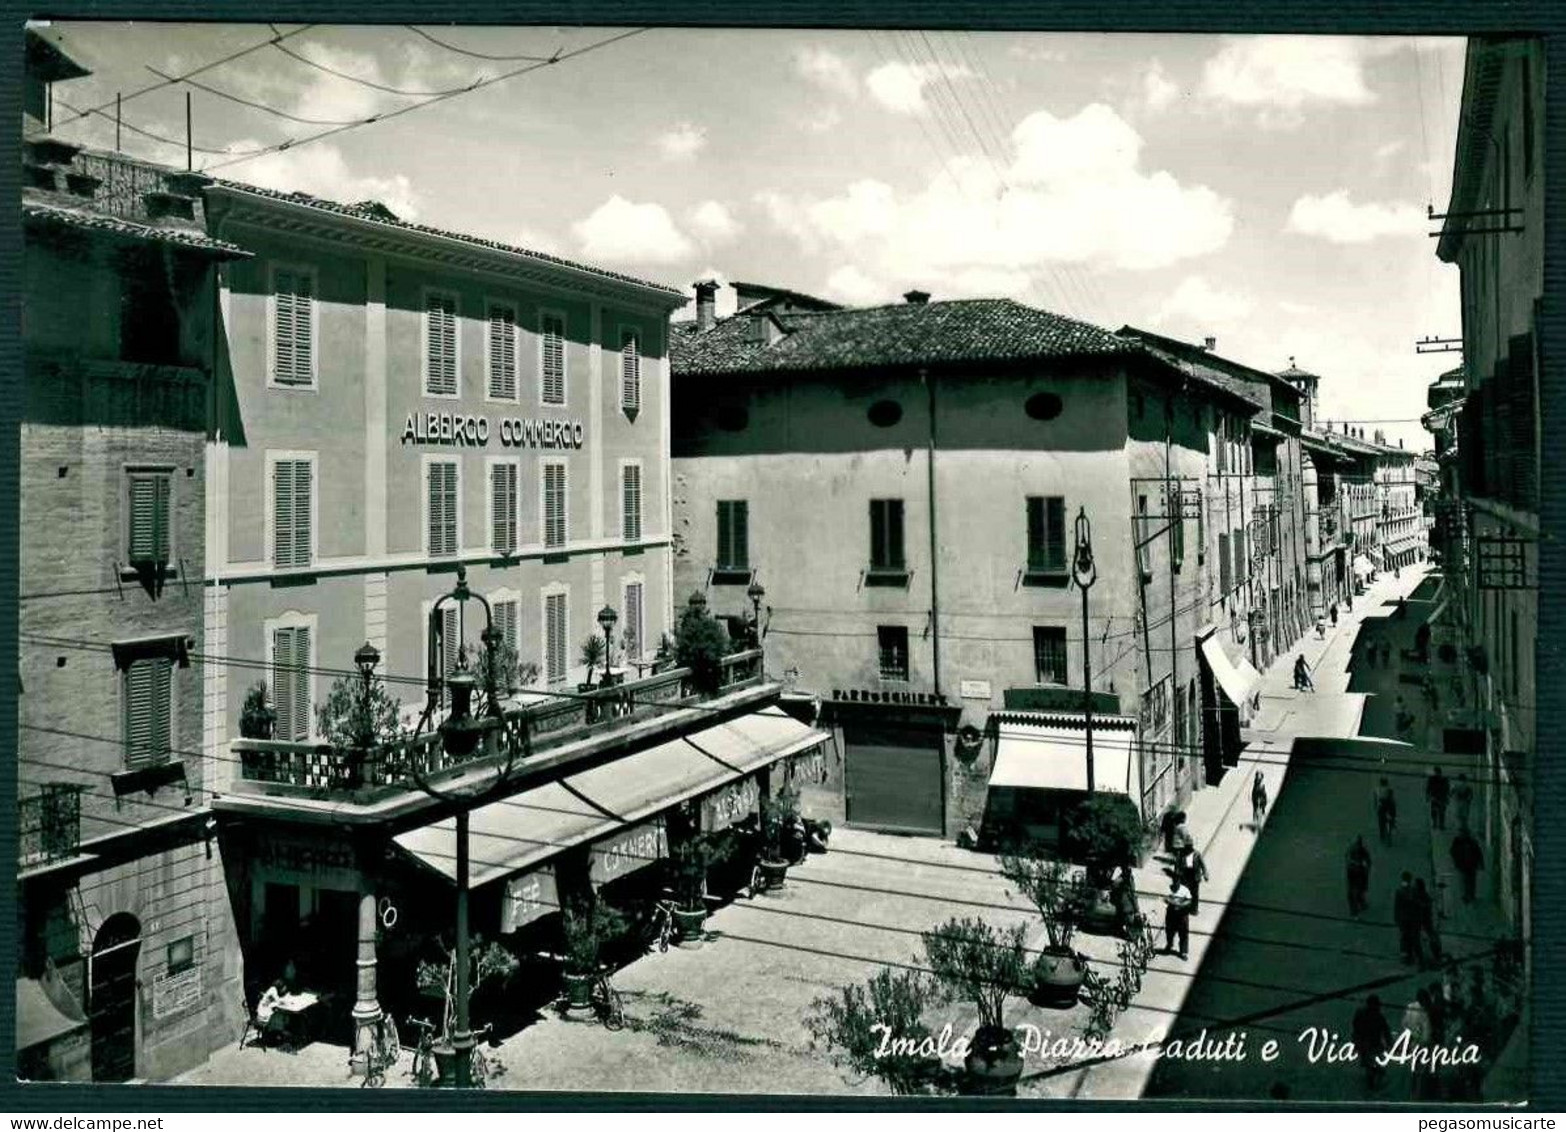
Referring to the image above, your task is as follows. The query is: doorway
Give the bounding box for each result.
[90,913,141,1082]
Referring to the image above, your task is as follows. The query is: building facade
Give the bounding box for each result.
[18,61,250,1079]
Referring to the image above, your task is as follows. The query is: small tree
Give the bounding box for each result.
[1063,795,1145,884]
[762,784,803,863]
[559,898,627,977]
[675,598,730,694]
[998,854,1084,953]
[474,639,538,698]
[920,916,1028,1036]
[670,834,730,913]
[579,634,607,684]
[315,672,403,752]
[239,681,276,740]
[806,968,947,1095]
[416,935,519,1035]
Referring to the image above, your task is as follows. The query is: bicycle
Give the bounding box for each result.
[357,1011,400,1088]
[591,970,626,1032]
[645,896,676,954]
[406,1015,438,1088]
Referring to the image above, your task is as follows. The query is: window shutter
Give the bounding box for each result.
[624,583,643,659]
[429,462,458,556]
[621,331,640,408]
[292,626,311,740]
[491,463,517,553]
[427,293,458,395]
[544,464,566,548]
[495,599,518,654]
[545,593,566,684]
[870,501,886,568]
[129,475,170,562]
[622,465,641,541]
[1046,497,1065,571]
[124,659,170,767]
[732,501,748,568]
[274,272,314,386]
[442,606,460,678]
[274,462,294,567]
[272,627,311,743]
[488,305,517,400]
[888,501,905,568]
[292,462,312,567]
[717,502,732,567]
[1218,532,1231,596]
[542,315,565,404]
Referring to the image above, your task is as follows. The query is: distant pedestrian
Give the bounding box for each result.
[1316,616,1326,639]
[1162,875,1192,960]
[1393,872,1422,965]
[1170,814,1194,863]
[1453,773,1474,831]
[1160,808,1183,855]
[1180,847,1210,915]
[1451,829,1484,902]
[1415,878,1442,965]
[1375,777,1398,844]
[1427,766,1451,830]
[1250,772,1269,829]
[1330,603,1339,628]
[1111,865,1141,937]
[1293,654,1314,692]
[1353,995,1393,1090]
[1346,836,1372,915]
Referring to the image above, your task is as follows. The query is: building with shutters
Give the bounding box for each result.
[16,30,250,1082]
[670,285,1271,844]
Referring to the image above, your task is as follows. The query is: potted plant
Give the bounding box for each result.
[675,596,729,695]
[414,937,519,1083]
[1062,795,1145,934]
[558,898,626,1020]
[668,834,729,948]
[756,785,802,892]
[999,853,1089,1008]
[579,634,606,691]
[921,916,1030,1096]
[475,638,537,700]
[239,681,276,740]
[806,967,949,1094]
[315,670,404,786]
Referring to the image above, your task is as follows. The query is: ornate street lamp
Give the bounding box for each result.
[746,580,766,646]
[1072,507,1098,794]
[597,605,619,686]
[353,641,381,747]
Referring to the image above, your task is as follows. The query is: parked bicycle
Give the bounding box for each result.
[538,953,627,1031]
[645,896,677,954]
[356,1011,400,1088]
[406,1015,438,1088]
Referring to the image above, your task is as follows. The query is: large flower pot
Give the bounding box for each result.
[561,972,597,1021]
[432,1042,457,1086]
[962,1026,1023,1096]
[1078,890,1121,936]
[673,908,706,949]
[1029,948,1086,1009]
[756,858,789,894]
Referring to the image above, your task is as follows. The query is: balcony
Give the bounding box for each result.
[18,786,82,870]
[228,650,768,808]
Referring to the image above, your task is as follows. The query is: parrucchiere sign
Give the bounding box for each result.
[401,411,585,449]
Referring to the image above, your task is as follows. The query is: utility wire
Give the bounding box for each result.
[270,39,493,98]
[145,66,371,126]
[51,96,276,157]
[404,25,557,63]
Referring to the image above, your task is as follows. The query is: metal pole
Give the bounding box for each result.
[923,368,942,699]
[452,807,473,1089]
[116,93,121,151]
[1083,579,1094,794]
[185,92,192,171]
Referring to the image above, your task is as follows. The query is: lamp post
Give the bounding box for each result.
[597,605,618,686]
[1072,507,1098,793]
[354,640,381,742]
[746,580,766,647]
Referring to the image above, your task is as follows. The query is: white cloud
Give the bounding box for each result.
[688,200,741,243]
[1200,36,1380,114]
[656,122,707,161]
[572,196,695,264]
[1155,276,1255,326]
[758,103,1232,298]
[1142,60,1179,112]
[1286,191,1424,243]
[1375,139,1407,161]
[865,60,973,115]
[794,45,859,97]
[227,142,423,220]
[823,265,888,306]
[1008,43,1069,63]
[1278,299,1317,316]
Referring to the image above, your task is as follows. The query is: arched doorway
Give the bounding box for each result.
[90,913,141,1082]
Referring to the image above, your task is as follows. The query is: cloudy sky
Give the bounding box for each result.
[40,23,1467,448]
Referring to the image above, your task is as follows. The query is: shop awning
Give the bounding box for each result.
[16,976,86,1052]
[1353,554,1373,579]
[1200,635,1263,708]
[394,706,829,889]
[988,714,1139,797]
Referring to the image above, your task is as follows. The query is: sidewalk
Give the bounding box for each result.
[1060,569,1421,1099]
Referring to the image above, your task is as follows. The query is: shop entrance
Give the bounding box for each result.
[843,720,944,835]
[89,913,140,1082]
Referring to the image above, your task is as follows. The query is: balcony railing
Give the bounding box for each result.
[18,786,82,869]
[234,650,767,797]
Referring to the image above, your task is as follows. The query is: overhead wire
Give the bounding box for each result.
[403,25,557,63]
[269,38,493,98]
[145,66,371,127]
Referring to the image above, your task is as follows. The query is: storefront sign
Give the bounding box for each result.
[501,866,559,934]
[783,744,829,786]
[151,966,201,1020]
[589,820,668,886]
[830,688,949,707]
[252,837,357,878]
[701,777,760,832]
[400,412,585,450]
[959,680,992,700]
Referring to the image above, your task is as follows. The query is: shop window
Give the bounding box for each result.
[123,658,172,767]
[541,311,567,405]
[542,460,568,549]
[877,626,909,681]
[621,329,641,413]
[426,459,459,557]
[487,303,518,401]
[716,500,749,575]
[424,291,459,397]
[621,463,642,542]
[1033,626,1067,685]
[869,499,906,575]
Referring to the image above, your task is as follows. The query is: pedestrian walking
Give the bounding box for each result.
[1393,872,1422,965]
[1352,995,1393,1091]
[1427,766,1451,830]
[1415,878,1443,965]
[1162,875,1192,960]
[1346,835,1372,915]
[1170,813,1194,862]
[1293,654,1315,692]
[1250,771,1269,829]
[1451,829,1484,902]
[1330,603,1339,628]
[1160,808,1184,855]
[1374,777,1398,844]
[1111,864,1141,938]
[1180,847,1210,915]
[1316,616,1326,639]
[1453,773,1474,831]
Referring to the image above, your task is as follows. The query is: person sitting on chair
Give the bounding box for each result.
[255,978,290,1048]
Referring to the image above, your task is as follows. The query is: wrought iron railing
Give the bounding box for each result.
[18,785,82,868]
[234,651,768,795]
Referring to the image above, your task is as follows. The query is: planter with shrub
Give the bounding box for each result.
[806,968,949,1095]
[921,916,1030,1096]
[239,682,276,740]
[999,853,1088,1008]
[669,835,730,948]
[756,785,802,893]
[558,899,626,1020]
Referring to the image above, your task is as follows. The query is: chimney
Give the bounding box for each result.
[1203,336,1217,352]
[1399,438,1404,448]
[693,280,719,332]
[904,290,930,305]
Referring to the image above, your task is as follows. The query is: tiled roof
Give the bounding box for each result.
[208,179,684,299]
[672,298,1139,376]
[23,200,250,257]
[1130,342,1267,412]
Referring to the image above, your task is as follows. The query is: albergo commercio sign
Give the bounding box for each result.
[401,411,585,449]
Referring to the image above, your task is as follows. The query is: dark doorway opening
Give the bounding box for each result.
[90,913,141,1082]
